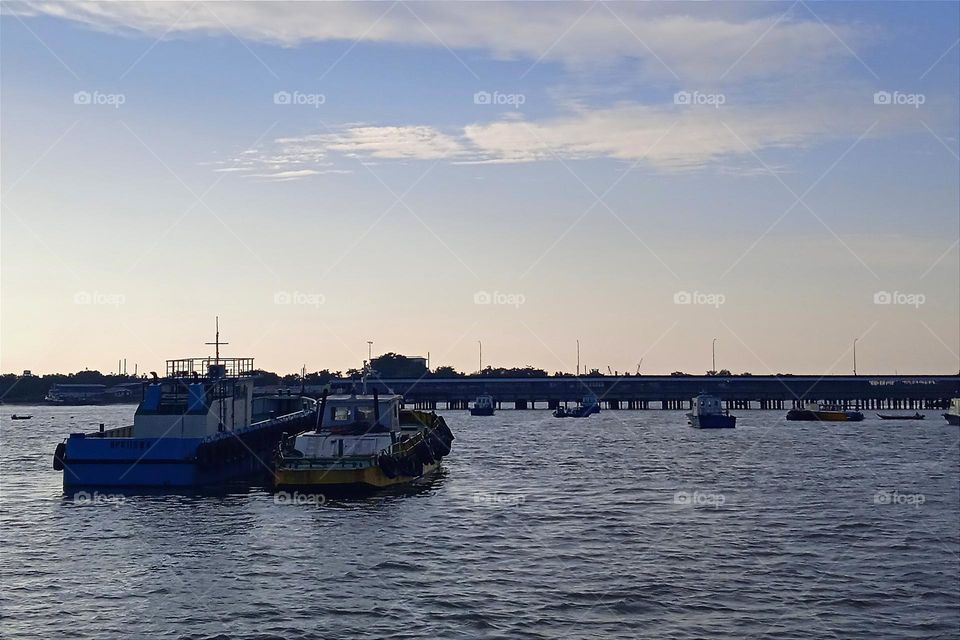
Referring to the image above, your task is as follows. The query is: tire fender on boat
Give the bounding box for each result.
[53,442,66,471]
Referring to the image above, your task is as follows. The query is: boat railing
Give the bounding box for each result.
[165,357,255,378]
[85,424,134,438]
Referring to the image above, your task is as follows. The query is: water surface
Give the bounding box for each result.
[1,405,957,639]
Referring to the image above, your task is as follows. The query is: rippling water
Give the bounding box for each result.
[1,405,958,639]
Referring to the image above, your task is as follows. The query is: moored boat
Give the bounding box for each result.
[786,403,864,422]
[687,393,735,429]
[273,391,454,492]
[470,394,495,416]
[553,394,601,418]
[876,413,924,420]
[11,414,32,420]
[53,329,316,488]
[944,398,960,425]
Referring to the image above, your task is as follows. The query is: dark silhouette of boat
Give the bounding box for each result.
[11,414,32,420]
[553,395,600,418]
[786,403,864,422]
[876,413,924,420]
[687,394,735,428]
[944,399,959,425]
[469,395,495,416]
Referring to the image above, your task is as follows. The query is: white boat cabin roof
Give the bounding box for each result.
[319,394,403,431]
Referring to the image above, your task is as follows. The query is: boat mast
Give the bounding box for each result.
[205,316,229,366]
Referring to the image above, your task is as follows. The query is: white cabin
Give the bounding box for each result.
[132,358,257,439]
[292,394,402,459]
[690,394,723,416]
[474,394,495,410]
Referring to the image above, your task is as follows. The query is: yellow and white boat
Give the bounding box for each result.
[273,391,454,491]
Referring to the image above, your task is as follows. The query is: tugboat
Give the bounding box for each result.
[687,393,735,429]
[52,324,315,488]
[470,394,495,416]
[786,402,864,422]
[273,389,454,492]
[944,398,960,425]
[553,394,601,418]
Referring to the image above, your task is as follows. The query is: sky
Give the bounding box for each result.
[1,1,958,377]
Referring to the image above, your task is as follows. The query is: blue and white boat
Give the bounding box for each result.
[687,394,736,429]
[53,349,315,489]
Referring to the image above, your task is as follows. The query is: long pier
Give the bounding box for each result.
[264,375,960,410]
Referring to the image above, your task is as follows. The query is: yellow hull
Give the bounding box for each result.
[814,411,850,421]
[274,460,441,490]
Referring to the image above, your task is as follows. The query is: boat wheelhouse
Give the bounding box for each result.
[54,354,315,488]
[273,391,454,491]
[470,394,495,416]
[687,393,736,429]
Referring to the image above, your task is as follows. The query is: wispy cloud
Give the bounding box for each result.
[10,1,867,83]
[229,98,930,178]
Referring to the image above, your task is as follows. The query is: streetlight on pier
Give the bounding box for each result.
[712,337,717,374]
[478,340,482,373]
[853,338,858,376]
[367,341,374,365]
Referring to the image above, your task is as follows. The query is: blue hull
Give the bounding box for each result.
[59,412,313,489]
[688,414,736,429]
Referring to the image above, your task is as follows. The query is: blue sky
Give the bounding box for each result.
[1,1,958,376]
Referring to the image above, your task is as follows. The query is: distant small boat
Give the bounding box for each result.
[687,393,735,429]
[944,398,960,426]
[876,413,924,421]
[469,394,495,416]
[786,403,864,422]
[553,395,601,418]
[11,414,32,420]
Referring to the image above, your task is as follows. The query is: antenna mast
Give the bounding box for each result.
[205,316,229,364]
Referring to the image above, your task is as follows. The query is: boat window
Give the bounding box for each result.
[332,406,352,422]
[357,407,375,423]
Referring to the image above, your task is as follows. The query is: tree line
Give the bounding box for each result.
[1,353,756,402]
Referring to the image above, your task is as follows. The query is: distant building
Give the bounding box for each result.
[45,383,137,405]
[45,384,107,404]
